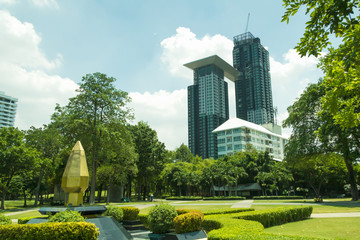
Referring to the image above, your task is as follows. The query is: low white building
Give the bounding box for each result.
[212,118,288,161]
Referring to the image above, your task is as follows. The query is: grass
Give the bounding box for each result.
[8,211,45,220]
[265,217,360,240]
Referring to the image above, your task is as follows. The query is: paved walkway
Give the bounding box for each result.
[231,199,253,208]
[311,212,360,218]
[4,208,39,216]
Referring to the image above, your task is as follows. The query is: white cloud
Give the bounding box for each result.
[270,49,322,126]
[0,10,61,70]
[129,89,187,150]
[31,0,58,8]
[0,10,78,130]
[0,0,16,4]
[160,27,233,81]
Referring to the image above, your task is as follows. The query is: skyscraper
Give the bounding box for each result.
[233,32,274,125]
[0,91,18,129]
[185,55,239,159]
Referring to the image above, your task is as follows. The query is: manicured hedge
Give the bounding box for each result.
[120,207,140,220]
[204,208,254,215]
[253,196,304,200]
[203,207,319,240]
[18,217,46,224]
[233,206,313,228]
[0,215,11,225]
[166,196,203,200]
[0,222,99,240]
[104,206,124,222]
[203,196,246,200]
[137,213,149,228]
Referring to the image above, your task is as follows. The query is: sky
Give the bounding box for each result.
[0,0,323,150]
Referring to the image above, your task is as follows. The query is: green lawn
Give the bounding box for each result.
[265,217,360,240]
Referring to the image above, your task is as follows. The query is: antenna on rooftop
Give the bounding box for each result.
[245,13,250,33]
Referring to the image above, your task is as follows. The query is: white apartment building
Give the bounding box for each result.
[0,91,18,129]
[213,118,288,161]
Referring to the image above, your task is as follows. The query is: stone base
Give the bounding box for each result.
[38,205,107,216]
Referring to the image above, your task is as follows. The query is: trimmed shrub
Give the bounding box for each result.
[48,210,85,223]
[204,208,254,215]
[174,212,204,234]
[233,206,313,228]
[0,222,99,240]
[166,196,203,200]
[176,209,204,216]
[148,203,178,234]
[104,206,124,222]
[253,196,304,200]
[0,215,11,225]
[18,217,45,224]
[120,207,140,220]
[203,196,246,200]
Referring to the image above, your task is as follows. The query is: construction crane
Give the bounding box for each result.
[245,13,250,33]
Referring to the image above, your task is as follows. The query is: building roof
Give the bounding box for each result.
[212,118,285,138]
[184,55,239,82]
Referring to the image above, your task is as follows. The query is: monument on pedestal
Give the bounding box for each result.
[28,141,132,240]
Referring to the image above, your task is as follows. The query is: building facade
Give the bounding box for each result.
[213,118,287,161]
[0,91,17,129]
[185,55,239,159]
[233,32,274,125]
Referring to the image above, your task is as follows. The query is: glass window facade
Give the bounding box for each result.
[0,92,17,129]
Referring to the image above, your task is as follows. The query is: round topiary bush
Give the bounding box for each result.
[174,212,204,234]
[0,214,11,225]
[148,203,178,234]
[48,210,85,222]
[104,206,124,222]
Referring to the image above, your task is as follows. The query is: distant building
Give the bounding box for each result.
[0,91,17,129]
[185,55,239,159]
[233,32,274,125]
[213,118,288,161]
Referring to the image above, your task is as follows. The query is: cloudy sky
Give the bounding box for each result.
[0,0,322,150]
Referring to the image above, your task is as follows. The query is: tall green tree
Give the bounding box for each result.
[130,121,167,200]
[52,72,132,204]
[284,81,360,200]
[282,0,360,128]
[0,127,39,209]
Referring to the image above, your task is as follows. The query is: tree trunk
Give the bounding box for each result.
[1,188,5,210]
[106,180,112,205]
[97,186,102,203]
[34,168,44,207]
[23,189,27,207]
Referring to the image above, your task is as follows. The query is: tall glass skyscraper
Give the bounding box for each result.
[233,32,274,125]
[185,55,238,159]
[0,91,18,129]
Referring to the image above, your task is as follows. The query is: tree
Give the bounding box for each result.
[129,121,167,200]
[283,81,360,200]
[25,125,62,206]
[52,72,132,204]
[0,127,39,209]
[174,144,194,163]
[282,0,360,128]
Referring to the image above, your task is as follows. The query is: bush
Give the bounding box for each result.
[174,212,204,234]
[148,203,178,234]
[48,210,85,223]
[18,217,45,224]
[253,196,304,200]
[104,206,124,222]
[176,209,204,216]
[0,222,99,240]
[233,206,313,228]
[120,207,140,220]
[166,196,203,200]
[204,208,254,215]
[0,215,11,225]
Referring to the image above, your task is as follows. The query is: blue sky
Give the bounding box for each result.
[0,0,322,150]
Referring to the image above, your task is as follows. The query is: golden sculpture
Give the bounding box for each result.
[61,141,89,206]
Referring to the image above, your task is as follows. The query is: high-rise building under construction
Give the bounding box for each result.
[232,32,274,125]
